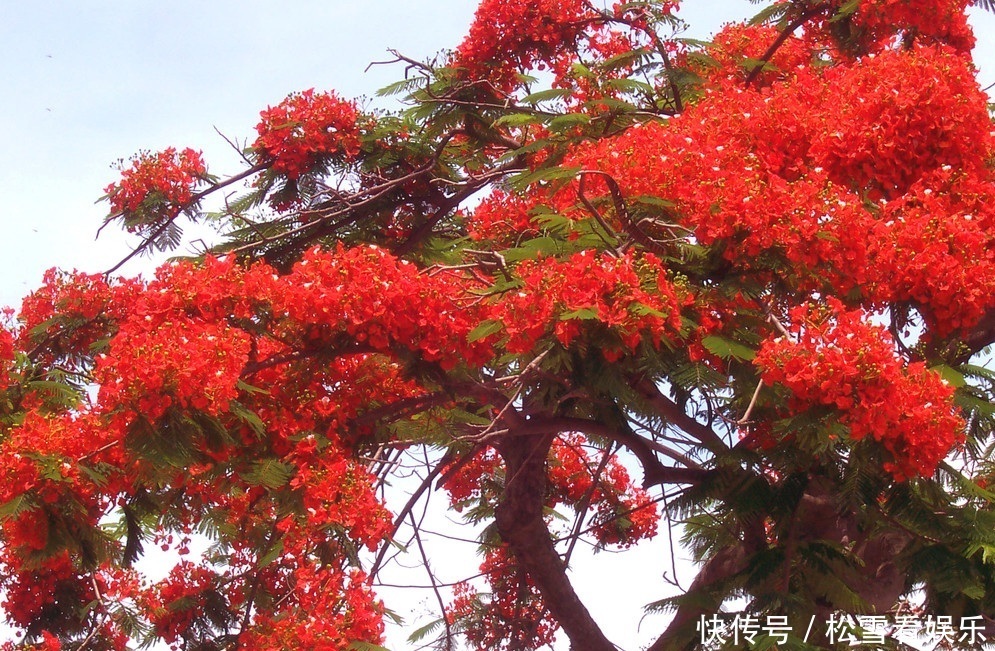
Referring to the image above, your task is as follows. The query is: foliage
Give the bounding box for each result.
[3,0,995,649]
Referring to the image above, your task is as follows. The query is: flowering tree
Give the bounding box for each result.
[3,1,995,649]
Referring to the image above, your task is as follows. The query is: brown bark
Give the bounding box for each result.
[648,477,914,650]
[949,307,995,364]
[495,431,618,651]
[647,544,751,651]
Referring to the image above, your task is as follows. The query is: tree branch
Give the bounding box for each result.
[495,431,618,651]
[630,377,728,453]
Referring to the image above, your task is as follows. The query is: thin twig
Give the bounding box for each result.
[409,508,454,649]
[474,347,552,441]
[77,440,120,463]
[744,9,820,87]
[563,443,615,565]
[103,163,265,275]
[737,379,764,425]
[370,453,453,579]
[577,173,623,255]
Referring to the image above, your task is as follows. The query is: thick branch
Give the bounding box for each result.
[517,416,709,487]
[647,544,750,651]
[946,306,995,364]
[495,432,617,651]
[630,378,728,453]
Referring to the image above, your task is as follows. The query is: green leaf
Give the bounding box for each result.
[560,307,600,321]
[571,62,593,78]
[632,302,668,318]
[231,401,267,437]
[501,237,561,262]
[407,617,445,643]
[526,166,581,183]
[676,37,714,49]
[236,379,270,396]
[0,494,33,521]
[701,335,756,361]
[604,78,656,96]
[509,165,580,190]
[348,643,393,651]
[830,0,861,21]
[492,113,541,128]
[581,96,639,113]
[78,463,110,488]
[931,364,967,388]
[257,539,285,568]
[962,582,986,600]
[468,319,504,343]
[600,48,649,71]
[939,462,995,502]
[548,113,591,133]
[26,380,82,406]
[376,77,425,98]
[963,364,995,382]
[965,541,995,565]
[28,317,59,340]
[89,336,112,354]
[533,211,572,232]
[245,459,294,489]
[521,88,573,104]
[748,2,790,25]
[632,195,676,209]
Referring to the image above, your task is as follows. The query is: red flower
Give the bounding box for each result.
[104,147,206,228]
[253,89,363,179]
[454,0,594,90]
[494,250,686,358]
[754,301,964,479]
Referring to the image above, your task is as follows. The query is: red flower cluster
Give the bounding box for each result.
[0,552,94,639]
[696,22,811,87]
[754,301,964,479]
[0,325,14,391]
[241,569,384,651]
[103,147,206,228]
[454,0,594,90]
[254,89,363,179]
[560,44,995,332]
[466,189,539,243]
[806,45,991,201]
[19,269,123,336]
[494,250,686,360]
[1,246,491,648]
[0,412,120,515]
[441,447,503,510]
[447,547,559,651]
[141,562,224,646]
[546,434,657,547]
[1,632,61,651]
[95,317,251,422]
[4,0,991,643]
[870,168,995,332]
[808,0,975,55]
[272,245,490,369]
[288,441,393,548]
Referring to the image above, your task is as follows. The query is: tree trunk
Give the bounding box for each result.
[496,431,618,651]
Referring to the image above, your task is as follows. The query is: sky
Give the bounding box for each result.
[1,2,994,650]
[0,1,991,306]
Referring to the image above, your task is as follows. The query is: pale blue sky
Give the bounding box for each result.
[1,3,993,649]
[0,2,991,310]
[0,1,480,307]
